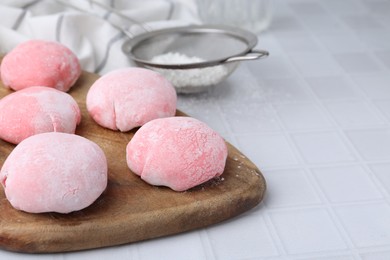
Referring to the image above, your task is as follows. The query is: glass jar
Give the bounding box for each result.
[196,0,272,34]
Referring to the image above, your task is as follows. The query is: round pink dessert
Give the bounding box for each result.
[0,132,107,214]
[86,67,177,132]
[0,39,81,92]
[126,117,228,191]
[0,86,81,144]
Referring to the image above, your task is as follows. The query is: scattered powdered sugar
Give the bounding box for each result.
[150,52,229,91]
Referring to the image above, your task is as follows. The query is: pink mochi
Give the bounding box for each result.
[0,132,108,214]
[126,117,228,191]
[86,67,177,132]
[0,86,81,144]
[0,39,81,92]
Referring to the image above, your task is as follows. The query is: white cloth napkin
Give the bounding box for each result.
[0,0,200,74]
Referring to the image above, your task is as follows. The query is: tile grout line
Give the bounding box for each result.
[271,14,367,256]
[214,63,291,258]
[198,229,217,260]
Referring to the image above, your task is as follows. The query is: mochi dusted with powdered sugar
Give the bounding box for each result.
[0,86,81,144]
[86,67,177,132]
[0,40,81,92]
[0,132,107,214]
[126,116,228,191]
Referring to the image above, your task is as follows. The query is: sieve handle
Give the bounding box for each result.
[224,49,269,63]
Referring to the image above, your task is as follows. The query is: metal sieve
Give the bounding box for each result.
[122,25,268,93]
[57,0,269,93]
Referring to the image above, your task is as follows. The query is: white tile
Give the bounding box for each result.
[316,31,366,53]
[363,0,390,15]
[273,102,332,130]
[324,100,385,127]
[272,0,293,19]
[374,50,390,69]
[295,255,354,260]
[220,103,281,134]
[321,0,367,15]
[263,168,322,207]
[270,15,306,33]
[333,52,383,74]
[236,133,298,168]
[269,208,348,254]
[255,33,285,56]
[0,250,63,260]
[206,66,261,106]
[360,250,390,260]
[341,15,384,31]
[177,99,227,135]
[63,245,133,260]
[291,131,356,164]
[312,165,383,203]
[305,76,358,100]
[352,75,390,99]
[262,78,312,103]
[137,231,207,260]
[373,100,390,121]
[356,29,390,51]
[369,163,390,195]
[289,53,343,77]
[206,214,278,259]
[294,252,356,260]
[289,2,329,16]
[247,55,298,79]
[345,128,390,160]
[276,33,322,53]
[375,14,390,29]
[334,203,390,247]
[220,64,261,96]
[299,14,347,34]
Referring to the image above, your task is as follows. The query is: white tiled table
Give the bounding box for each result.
[2,0,390,259]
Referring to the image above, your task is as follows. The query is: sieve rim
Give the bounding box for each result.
[121,24,259,69]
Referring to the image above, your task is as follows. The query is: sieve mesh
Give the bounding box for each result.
[122,25,268,93]
[122,25,259,69]
[131,31,248,63]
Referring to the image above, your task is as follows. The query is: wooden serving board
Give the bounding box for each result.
[0,63,266,253]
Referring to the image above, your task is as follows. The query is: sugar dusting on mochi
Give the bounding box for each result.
[126,116,228,191]
[0,132,107,214]
[0,39,81,92]
[0,86,81,144]
[86,67,177,132]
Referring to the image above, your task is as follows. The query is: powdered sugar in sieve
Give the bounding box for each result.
[150,52,229,90]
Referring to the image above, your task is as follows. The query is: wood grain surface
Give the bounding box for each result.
[0,63,266,253]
